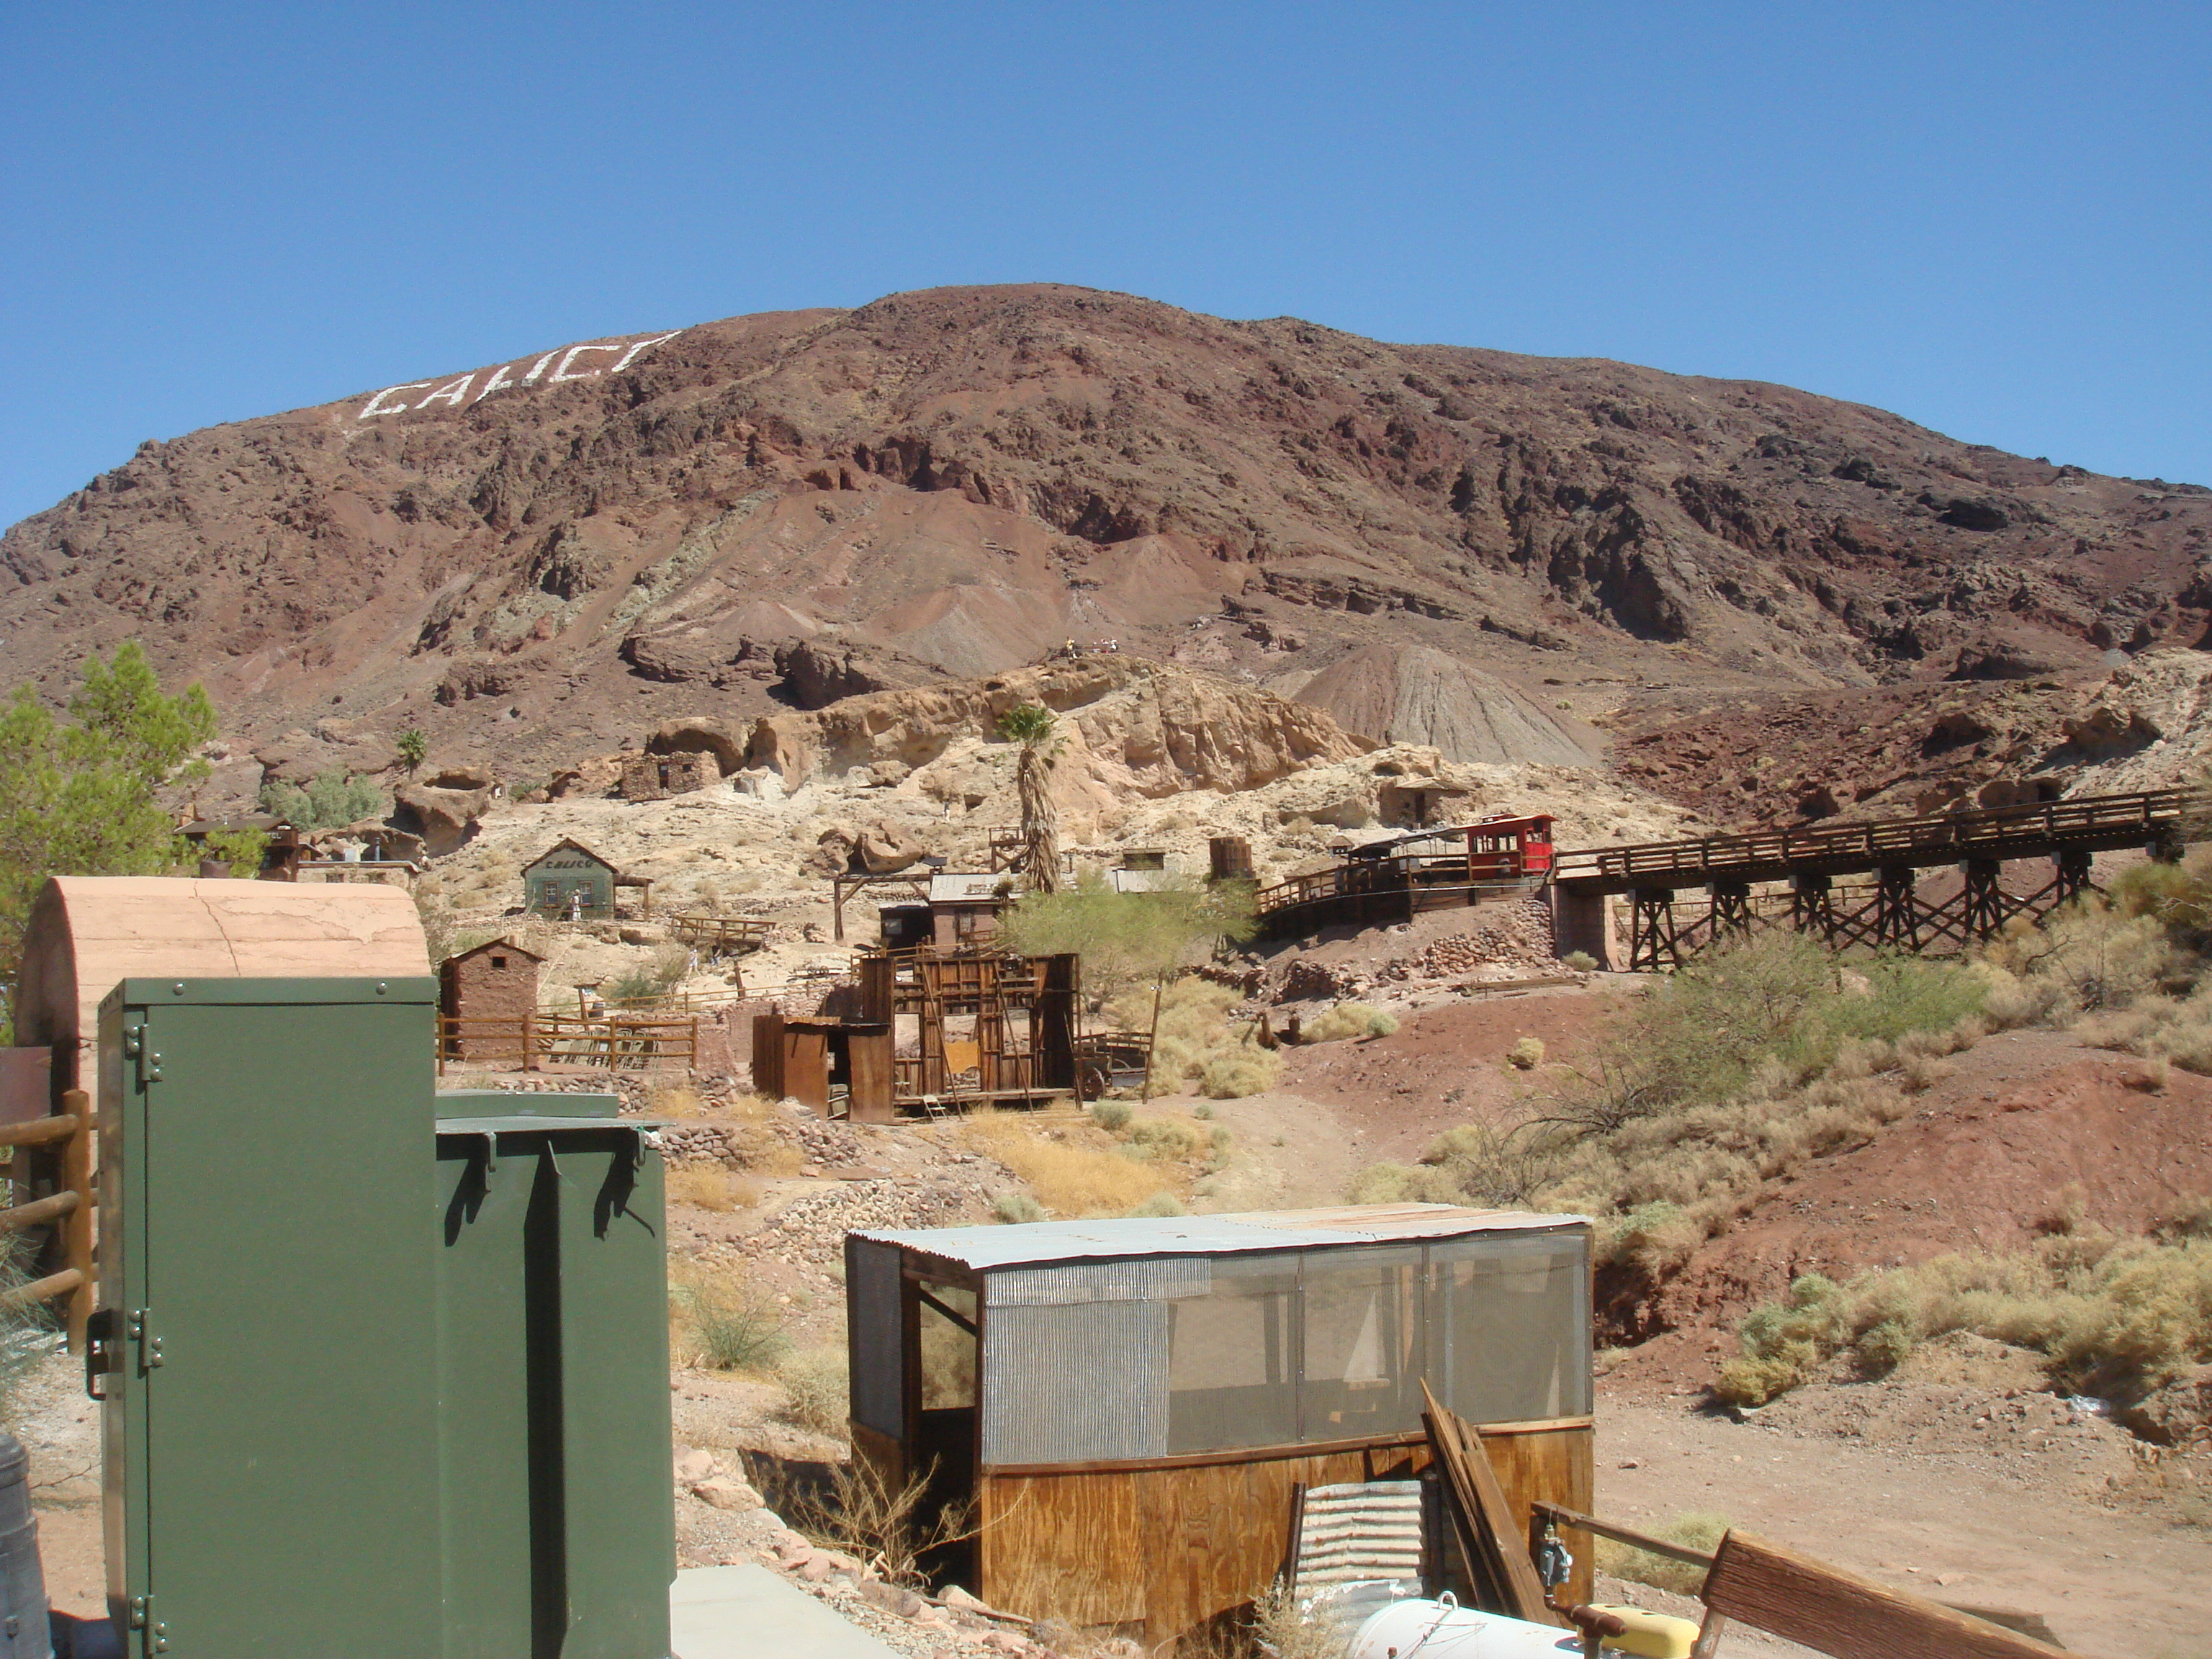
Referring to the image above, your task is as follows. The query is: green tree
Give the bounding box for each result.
[261,771,385,830]
[997,703,1064,896]
[396,728,428,777]
[1000,870,1255,1002]
[0,644,217,1033]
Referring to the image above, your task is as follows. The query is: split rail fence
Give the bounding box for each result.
[0,1087,96,1346]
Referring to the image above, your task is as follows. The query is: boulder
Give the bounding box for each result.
[855,822,929,874]
[674,1449,716,1483]
[390,783,491,857]
[858,1581,926,1619]
[691,1477,763,1513]
[649,717,747,775]
[423,764,497,791]
[2121,1365,2212,1446]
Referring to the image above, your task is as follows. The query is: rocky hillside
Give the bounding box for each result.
[6,283,2209,792]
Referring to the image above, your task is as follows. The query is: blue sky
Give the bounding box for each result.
[3,2,2207,532]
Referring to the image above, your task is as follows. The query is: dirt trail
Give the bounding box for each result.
[1600,1390,2208,1659]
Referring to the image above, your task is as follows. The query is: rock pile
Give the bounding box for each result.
[730,1178,983,1265]
[1375,899,1559,984]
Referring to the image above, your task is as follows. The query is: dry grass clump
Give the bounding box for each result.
[1594,1511,1727,1596]
[668,1262,788,1370]
[1506,1035,1546,1070]
[1248,1576,1345,1659]
[1300,1001,1400,1043]
[667,1164,761,1213]
[959,1107,1178,1218]
[1717,1230,2212,1406]
[1198,1043,1283,1098]
[755,1452,976,1588]
[775,1347,850,1439]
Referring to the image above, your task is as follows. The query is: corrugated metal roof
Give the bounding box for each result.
[1290,1482,1427,1593]
[855,1202,1588,1272]
[930,873,1009,903]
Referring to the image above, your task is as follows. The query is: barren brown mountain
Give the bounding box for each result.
[4,282,2208,802]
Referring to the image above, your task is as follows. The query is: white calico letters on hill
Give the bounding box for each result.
[356,331,682,419]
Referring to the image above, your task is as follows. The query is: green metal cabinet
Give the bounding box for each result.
[433,1093,673,1659]
[96,978,445,1659]
[93,984,673,1659]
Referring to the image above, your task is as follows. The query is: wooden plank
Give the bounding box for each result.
[1421,1382,1556,1624]
[1701,1529,2066,1659]
[0,1190,79,1233]
[1531,1500,1712,1569]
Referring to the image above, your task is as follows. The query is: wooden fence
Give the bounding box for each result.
[436,1013,699,1072]
[0,1087,95,1348]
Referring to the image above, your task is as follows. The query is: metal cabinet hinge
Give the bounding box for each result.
[129,1594,168,1654]
[128,1308,163,1373]
[124,1028,163,1085]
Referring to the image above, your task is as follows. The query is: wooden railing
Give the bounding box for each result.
[0,1087,94,1347]
[436,1013,699,1072]
[665,914,771,955]
[1552,787,2209,889]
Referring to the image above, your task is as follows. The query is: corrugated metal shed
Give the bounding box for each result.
[856,1202,1588,1273]
[929,873,1009,904]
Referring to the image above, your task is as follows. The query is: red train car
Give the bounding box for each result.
[1347,814,1555,880]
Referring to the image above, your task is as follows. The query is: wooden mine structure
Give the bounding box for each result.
[752,948,1079,1119]
[1256,816,1555,940]
[845,1203,1594,1650]
[1550,785,2208,971]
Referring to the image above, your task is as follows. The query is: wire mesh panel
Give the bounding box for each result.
[1167,1255,1298,1451]
[1426,1232,1591,1422]
[982,1300,1171,1462]
[847,1238,905,1439]
[1301,1244,1426,1442]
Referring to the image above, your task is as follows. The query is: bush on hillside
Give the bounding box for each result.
[1301,1001,1398,1043]
[1716,1230,2212,1407]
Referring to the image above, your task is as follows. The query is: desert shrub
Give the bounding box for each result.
[2110,846,2212,954]
[1089,1100,1133,1131]
[754,1452,974,1588]
[776,1347,850,1439]
[992,1190,1046,1225]
[667,1164,756,1212]
[1506,1036,1546,1070]
[0,1238,55,1425]
[1131,979,1247,1092]
[1595,1512,1729,1596]
[1600,1200,1707,1279]
[1126,1192,1185,1218]
[1302,1001,1398,1043]
[1717,1233,2212,1406]
[1346,1161,1462,1205]
[1247,1575,1343,1659]
[1982,900,2180,1015]
[1558,934,1983,1133]
[1126,1115,1203,1159]
[669,1265,788,1371]
[1198,1043,1282,1097]
[961,1107,1177,1217]
[1561,950,1599,973]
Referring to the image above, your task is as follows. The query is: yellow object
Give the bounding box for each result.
[1590,1604,1701,1659]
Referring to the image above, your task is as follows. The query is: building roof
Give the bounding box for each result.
[856,1202,1588,1272]
[930,872,1011,904]
[522,837,619,875]
[1107,868,1174,894]
[444,938,546,967]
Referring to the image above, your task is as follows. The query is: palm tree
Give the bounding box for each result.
[999,703,1064,895]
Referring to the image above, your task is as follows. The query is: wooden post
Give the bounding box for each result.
[523,1011,536,1072]
[1139,975,1165,1102]
[62,1087,94,1351]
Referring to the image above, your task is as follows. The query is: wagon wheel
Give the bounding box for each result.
[1075,1062,1110,1102]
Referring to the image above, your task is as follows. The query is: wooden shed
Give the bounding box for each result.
[523,839,619,919]
[846,1204,1594,1648]
[927,872,1010,948]
[437,939,544,1063]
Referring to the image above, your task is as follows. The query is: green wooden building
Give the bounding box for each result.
[523,837,619,919]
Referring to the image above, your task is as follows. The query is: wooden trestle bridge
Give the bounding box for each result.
[1549,786,2208,971]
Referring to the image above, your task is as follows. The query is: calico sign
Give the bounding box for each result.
[356,331,682,420]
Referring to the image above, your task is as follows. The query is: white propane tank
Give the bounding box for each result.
[1344,1596,1581,1659]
